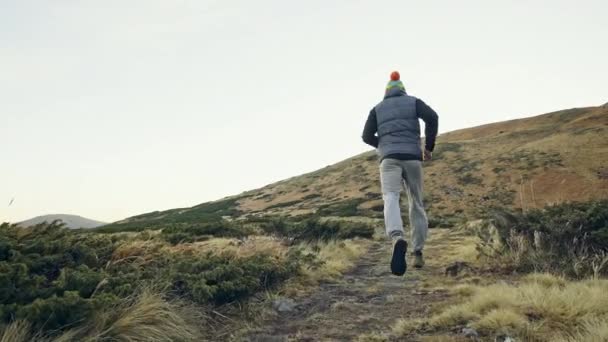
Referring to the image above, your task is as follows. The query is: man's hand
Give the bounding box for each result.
[423,149,432,161]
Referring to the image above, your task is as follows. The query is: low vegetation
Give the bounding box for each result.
[257,216,375,242]
[0,214,376,340]
[432,142,462,160]
[160,220,254,244]
[316,198,367,217]
[0,289,203,342]
[496,149,563,171]
[427,213,462,228]
[478,200,608,278]
[392,200,608,341]
[95,197,241,233]
[394,274,608,341]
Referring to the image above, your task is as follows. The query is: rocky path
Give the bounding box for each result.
[242,229,463,342]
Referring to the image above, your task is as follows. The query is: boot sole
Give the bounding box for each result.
[391,240,407,276]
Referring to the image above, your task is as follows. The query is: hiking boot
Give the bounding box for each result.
[413,250,425,269]
[391,239,407,276]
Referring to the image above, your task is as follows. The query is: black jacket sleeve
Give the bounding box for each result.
[361,108,378,148]
[416,99,439,151]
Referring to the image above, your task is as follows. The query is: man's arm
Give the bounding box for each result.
[416,99,439,152]
[362,108,379,148]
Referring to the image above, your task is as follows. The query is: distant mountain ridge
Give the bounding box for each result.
[18,214,107,229]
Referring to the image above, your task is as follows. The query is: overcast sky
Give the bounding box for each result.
[1,0,606,223]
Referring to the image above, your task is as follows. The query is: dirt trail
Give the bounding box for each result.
[242,229,466,342]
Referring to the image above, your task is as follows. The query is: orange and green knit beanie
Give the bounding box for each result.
[386,71,405,92]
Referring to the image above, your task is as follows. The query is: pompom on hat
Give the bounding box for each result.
[386,71,405,92]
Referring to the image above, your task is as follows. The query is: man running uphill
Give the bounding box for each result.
[361,71,439,276]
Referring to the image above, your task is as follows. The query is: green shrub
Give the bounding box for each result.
[433,142,462,159]
[451,159,481,173]
[302,193,321,200]
[427,214,461,228]
[495,149,563,171]
[16,291,98,331]
[369,203,384,212]
[160,221,253,244]
[258,217,374,242]
[0,220,311,336]
[266,200,302,210]
[169,252,299,305]
[457,173,483,185]
[96,198,241,233]
[1,211,373,337]
[478,200,608,278]
[54,265,105,297]
[317,198,365,217]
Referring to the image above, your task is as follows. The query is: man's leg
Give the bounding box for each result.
[380,159,404,239]
[380,159,407,275]
[401,160,429,254]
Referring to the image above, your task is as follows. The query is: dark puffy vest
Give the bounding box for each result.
[374,90,421,159]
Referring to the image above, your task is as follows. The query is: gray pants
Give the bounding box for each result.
[379,158,428,252]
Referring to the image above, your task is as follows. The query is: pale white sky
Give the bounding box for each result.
[1,0,606,223]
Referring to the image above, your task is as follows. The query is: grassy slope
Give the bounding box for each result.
[238,105,608,218]
[8,105,606,342]
[102,105,607,230]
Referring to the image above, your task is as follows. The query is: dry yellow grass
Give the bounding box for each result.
[110,239,165,267]
[169,236,288,259]
[0,320,31,342]
[419,229,484,292]
[554,318,608,342]
[55,289,202,342]
[281,238,369,297]
[522,272,567,288]
[229,236,287,258]
[300,239,367,282]
[449,284,477,297]
[426,234,479,268]
[392,318,426,336]
[0,290,202,342]
[393,273,608,341]
[473,308,529,335]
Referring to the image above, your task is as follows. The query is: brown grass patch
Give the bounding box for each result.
[394,274,608,341]
[168,236,288,259]
[55,289,203,342]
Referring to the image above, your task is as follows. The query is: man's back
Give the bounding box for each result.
[362,87,438,161]
[374,91,422,158]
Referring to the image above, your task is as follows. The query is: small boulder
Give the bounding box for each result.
[272,297,297,313]
[462,327,479,339]
[445,261,474,277]
[495,335,516,342]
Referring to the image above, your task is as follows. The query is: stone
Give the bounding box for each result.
[462,327,479,338]
[272,297,297,313]
[495,334,516,342]
[445,261,473,277]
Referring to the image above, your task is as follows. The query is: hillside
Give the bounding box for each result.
[3,105,607,342]
[18,214,106,229]
[104,104,608,231]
